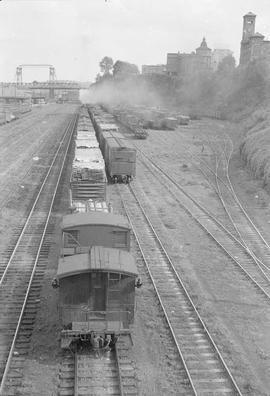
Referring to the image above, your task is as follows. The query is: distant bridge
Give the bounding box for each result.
[20,81,81,90]
[16,64,56,85]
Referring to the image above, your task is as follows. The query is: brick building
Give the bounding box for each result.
[167,37,212,78]
[141,64,166,75]
[240,12,270,65]
[211,49,233,71]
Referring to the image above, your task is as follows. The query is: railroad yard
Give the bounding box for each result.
[0,103,269,396]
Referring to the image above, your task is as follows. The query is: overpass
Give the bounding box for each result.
[20,81,80,90]
[15,64,82,99]
[16,64,56,85]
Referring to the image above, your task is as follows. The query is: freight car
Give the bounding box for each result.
[70,108,107,202]
[60,211,131,256]
[57,246,138,349]
[104,135,136,183]
[88,106,136,183]
[53,105,139,352]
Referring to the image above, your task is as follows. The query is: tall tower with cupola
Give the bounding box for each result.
[242,12,256,41]
[240,12,256,65]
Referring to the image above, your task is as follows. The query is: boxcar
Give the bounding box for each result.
[99,130,124,153]
[57,246,138,348]
[104,136,136,182]
[61,211,131,256]
[96,122,118,143]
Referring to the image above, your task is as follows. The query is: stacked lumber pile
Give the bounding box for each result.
[70,107,107,201]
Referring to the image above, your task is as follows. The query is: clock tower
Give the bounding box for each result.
[240,12,256,65]
[242,12,256,42]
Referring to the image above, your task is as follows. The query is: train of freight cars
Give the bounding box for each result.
[53,105,139,350]
[88,105,136,183]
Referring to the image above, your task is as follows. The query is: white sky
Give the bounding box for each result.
[0,0,270,82]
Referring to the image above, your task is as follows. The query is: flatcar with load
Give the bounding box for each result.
[57,246,138,349]
[70,107,107,201]
[70,198,109,213]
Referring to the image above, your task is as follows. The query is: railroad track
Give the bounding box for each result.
[58,335,137,396]
[132,145,270,300]
[148,130,270,280]
[198,135,270,278]
[0,113,78,395]
[117,183,242,395]
[0,106,74,212]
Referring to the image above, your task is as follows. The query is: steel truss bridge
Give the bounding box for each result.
[15,64,82,97]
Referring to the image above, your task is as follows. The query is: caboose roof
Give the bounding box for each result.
[57,246,137,279]
[61,212,130,230]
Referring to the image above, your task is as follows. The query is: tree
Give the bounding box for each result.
[99,56,114,75]
[113,60,139,77]
[217,55,236,76]
[95,73,102,82]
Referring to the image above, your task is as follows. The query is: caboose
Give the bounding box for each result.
[61,212,131,256]
[57,246,138,348]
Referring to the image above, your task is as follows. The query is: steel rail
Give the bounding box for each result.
[135,147,270,299]
[0,116,74,286]
[197,134,270,257]
[201,137,270,279]
[114,343,124,396]
[118,183,243,395]
[0,114,77,395]
[224,136,270,255]
[117,185,197,396]
[216,140,270,279]
[205,137,270,281]
[0,109,65,212]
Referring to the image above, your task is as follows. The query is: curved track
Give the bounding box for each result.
[198,135,270,279]
[132,144,270,300]
[0,114,78,395]
[118,182,242,395]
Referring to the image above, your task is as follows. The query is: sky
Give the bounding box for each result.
[0,0,270,82]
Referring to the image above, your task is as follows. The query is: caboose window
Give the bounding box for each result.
[109,273,120,280]
[112,231,127,248]
[109,272,121,288]
[65,230,79,246]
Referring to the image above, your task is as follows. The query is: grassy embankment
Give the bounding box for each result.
[90,57,270,186]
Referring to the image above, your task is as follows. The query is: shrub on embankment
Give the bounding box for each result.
[89,55,270,186]
[240,108,270,186]
[234,58,270,186]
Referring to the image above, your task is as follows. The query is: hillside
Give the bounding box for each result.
[87,57,270,188]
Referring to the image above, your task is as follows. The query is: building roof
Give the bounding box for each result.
[244,12,256,17]
[61,211,130,230]
[57,246,138,279]
[250,32,265,39]
[196,37,211,52]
